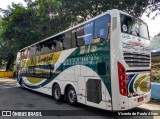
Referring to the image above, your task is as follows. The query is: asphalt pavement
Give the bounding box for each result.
[0,78,159,119]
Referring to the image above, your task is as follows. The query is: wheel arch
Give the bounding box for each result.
[64,83,77,96]
[18,77,23,85]
[51,81,60,94]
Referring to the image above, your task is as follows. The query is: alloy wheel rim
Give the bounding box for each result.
[54,88,60,99]
[68,89,76,103]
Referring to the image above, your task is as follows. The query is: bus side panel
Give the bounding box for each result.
[110,10,151,111]
[110,10,129,111]
[61,40,112,110]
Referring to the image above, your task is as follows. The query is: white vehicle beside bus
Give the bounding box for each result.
[16,9,151,111]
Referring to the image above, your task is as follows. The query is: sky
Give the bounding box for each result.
[141,11,160,38]
[0,0,160,38]
[0,0,26,9]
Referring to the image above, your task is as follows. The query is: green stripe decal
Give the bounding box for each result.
[22,40,111,96]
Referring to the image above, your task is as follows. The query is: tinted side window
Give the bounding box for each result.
[26,67,34,76]
[55,37,63,51]
[21,49,29,59]
[72,26,85,47]
[71,31,77,48]
[84,22,94,45]
[23,65,52,78]
[94,15,111,40]
[46,40,56,53]
[29,46,36,58]
[55,40,63,51]
[76,26,85,46]
[42,45,54,54]
[41,39,56,55]
[63,31,72,49]
[55,35,63,52]
[35,44,43,56]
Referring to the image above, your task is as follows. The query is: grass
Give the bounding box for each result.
[151,63,160,83]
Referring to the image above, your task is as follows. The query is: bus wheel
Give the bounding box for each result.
[19,79,25,89]
[66,86,77,105]
[52,84,63,102]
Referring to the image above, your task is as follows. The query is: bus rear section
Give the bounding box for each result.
[115,62,151,110]
[110,10,151,111]
[111,53,151,111]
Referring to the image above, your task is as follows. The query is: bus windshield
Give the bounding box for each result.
[120,14,149,40]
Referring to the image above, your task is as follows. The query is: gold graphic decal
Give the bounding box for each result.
[23,51,61,67]
[134,75,150,92]
[27,77,44,84]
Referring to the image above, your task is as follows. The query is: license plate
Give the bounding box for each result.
[138,97,144,102]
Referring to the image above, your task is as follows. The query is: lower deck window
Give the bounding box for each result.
[21,65,54,78]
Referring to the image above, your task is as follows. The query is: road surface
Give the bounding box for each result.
[0,78,159,119]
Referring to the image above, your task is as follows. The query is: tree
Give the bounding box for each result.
[0,0,159,71]
[61,0,150,24]
[0,3,39,70]
[145,0,160,19]
[0,0,63,70]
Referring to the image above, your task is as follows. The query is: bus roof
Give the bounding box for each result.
[19,9,129,51]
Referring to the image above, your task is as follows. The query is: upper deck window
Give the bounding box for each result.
[94,14,111,40]
[21,49,29,59]
[120,14,149,39]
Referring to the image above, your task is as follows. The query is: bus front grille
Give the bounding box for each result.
[123,51,150,67]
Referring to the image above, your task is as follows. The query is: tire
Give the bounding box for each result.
[19,79,25,89]
[52,84,63,102]
[66,86,77,105]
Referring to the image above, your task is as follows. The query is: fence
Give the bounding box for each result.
[0,72,14,78]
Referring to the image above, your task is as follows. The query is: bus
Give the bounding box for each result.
[16,9,151,111]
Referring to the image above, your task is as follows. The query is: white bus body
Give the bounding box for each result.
[16,9,151,111]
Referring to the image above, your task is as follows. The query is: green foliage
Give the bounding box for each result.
[0,4,39,70]
[152,63,160,83]
[0,0,158,70]
[145,1,160,19]
[61,0,149,25]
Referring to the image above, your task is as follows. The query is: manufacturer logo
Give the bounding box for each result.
[2,111,11,116]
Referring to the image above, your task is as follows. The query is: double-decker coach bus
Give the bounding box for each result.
[16,9,151,111]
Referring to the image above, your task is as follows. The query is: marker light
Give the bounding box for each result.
[118,62,127,96]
